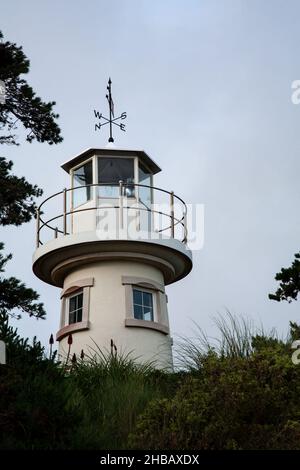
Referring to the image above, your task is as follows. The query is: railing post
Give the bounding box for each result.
[63,188,67,235]
[36,207,40,248]
[170,191,175,238]
[119,180,123,231]
[183,209,188,243]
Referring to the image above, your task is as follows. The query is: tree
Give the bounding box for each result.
[0,30,62,320]
[0,243,44,319]
[269,252,300,303]
[0,157,42,226]
[0,30,62,146]
[0,29,62,226]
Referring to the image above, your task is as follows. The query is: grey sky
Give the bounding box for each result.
[1,0,300,351]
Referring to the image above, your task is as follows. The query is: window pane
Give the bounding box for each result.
[133,304,143,320]
[138,162,151,208]
[69,296,77,313]
[143,292,153,307]
[76,308,83,323]
[133,289,154,322]
[138,162,152,232]
[133,289,143,305]
[69,311,75,324]
[77,293,83,309]
[69,292,83,325]
[73,161,93,207]
[143,307,153,322]
[98,157,134,197]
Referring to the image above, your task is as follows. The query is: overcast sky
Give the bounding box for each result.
[1,0,300,352]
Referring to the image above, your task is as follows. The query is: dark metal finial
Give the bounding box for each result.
[94,78,127,143]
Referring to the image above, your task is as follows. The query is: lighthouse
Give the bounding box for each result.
[32,81,193,369]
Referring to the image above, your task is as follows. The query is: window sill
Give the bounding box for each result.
[56,320,90,341]
[125,318,169,335]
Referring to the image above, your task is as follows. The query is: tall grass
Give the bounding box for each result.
[175,310,277,370]
[68,343,170,449]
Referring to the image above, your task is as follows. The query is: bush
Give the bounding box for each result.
[130,323,300,450]
[0,311,81,449]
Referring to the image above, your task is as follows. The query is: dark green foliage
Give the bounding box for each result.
[130,333,300,450]
[0,158,42,226]
[289,321,300,341]
[2,314,300,450]
[0,243,45,319]
[269,252,300,303]
[0,311,81,449]
[0,30,62,146]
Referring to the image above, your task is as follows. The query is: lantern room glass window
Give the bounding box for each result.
[72,160,93,207]
[98,157,135,198]
[138,162,151,208]
[133,288,154,321]
[68,291,83,324]
[138,162,152,232]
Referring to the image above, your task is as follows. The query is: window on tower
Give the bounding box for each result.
[72,160,93,207]
[68,291,83,324]
[133,288,154,321]
[98,157,135,197]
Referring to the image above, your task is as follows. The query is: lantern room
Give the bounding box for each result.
[62,147,160,205]
[59,147,162,238]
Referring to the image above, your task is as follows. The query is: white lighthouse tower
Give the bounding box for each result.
[32,82,192,369]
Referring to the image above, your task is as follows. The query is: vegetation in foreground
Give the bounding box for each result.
[1,312,300,450]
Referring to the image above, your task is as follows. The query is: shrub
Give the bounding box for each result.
[0,311,81,449]
[130,320,300,450]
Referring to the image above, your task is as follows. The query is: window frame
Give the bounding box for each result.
[96,155,137,199]
[71,157,94,209]
[56,277,94,341]
[132,287,155,322]
[122,276,170,335]
[68,290,84,325]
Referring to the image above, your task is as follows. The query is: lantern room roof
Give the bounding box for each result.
[61,147,161,175]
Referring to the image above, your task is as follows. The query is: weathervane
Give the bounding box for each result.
[94,78,127,143]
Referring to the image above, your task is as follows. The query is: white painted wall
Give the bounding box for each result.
[58,260,173,370]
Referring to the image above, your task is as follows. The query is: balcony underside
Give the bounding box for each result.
[32,232,193,287]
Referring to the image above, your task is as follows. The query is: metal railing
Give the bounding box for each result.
[36,182,188,247]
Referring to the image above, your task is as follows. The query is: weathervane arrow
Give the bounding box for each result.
[94,78,127,143]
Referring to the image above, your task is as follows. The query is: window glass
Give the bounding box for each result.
[98,157,134,197]
[68,292,83,324]
[72,161,93,207]
[138,162,152,232]
[138,162,151,209]
[134,304,143,320]
[133,288,154,322]
[143,292,152,306]
[133,289,142,305]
